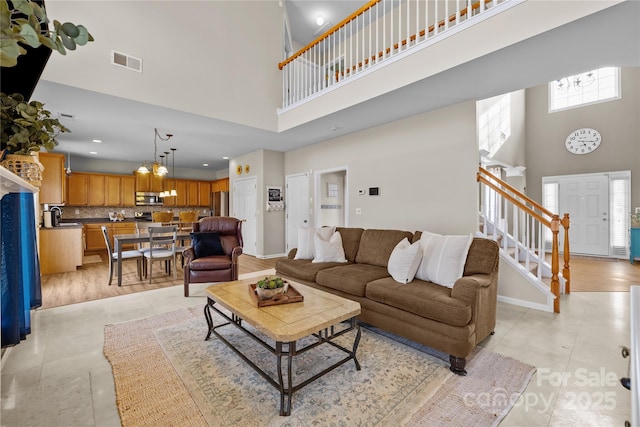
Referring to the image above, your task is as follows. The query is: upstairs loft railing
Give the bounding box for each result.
[278,0,513,108]
[477,167,571,313]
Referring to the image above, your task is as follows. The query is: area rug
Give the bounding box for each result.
[104,306,535,427]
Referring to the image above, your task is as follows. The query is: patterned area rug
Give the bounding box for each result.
[104,306,535,427]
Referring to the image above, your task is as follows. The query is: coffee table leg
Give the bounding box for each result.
[276,341,295,416]
[352,319,362,371]
[204,299,214,341]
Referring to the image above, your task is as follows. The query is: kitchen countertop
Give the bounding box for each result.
[59,217,208,225]
[41,223,84,229]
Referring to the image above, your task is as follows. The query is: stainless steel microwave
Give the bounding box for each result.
[135,192,163,206]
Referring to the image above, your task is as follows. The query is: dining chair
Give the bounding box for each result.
[144,225,178,283]
[135,221,163,253]
[101,226,144,286]
[152,211,174,225]
[178,211,199,231]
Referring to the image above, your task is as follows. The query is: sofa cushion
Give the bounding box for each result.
[463,238,499,276]
[415,231,473,288]
[387,238,422,284]
[313,230,348,263]
[294,226,335,260]
[366,277,472,327]
[276,259,345,282]
[316,264,390,297]
[355,229,415,268]
[335,227,364,262]
[188,255,232,271]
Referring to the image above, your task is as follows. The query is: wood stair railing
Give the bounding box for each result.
[477,167,570,313]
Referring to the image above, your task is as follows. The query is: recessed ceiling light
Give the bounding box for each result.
[92,139,102,143]
[223,156,229,160]
[203,163,209,167]
[89,151,98,155]
[316,15,324,26]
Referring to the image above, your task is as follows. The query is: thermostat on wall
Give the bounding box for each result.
[369,187,379,196]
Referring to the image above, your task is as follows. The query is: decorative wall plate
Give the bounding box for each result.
[236,165,242,175]
[245,164,250,173]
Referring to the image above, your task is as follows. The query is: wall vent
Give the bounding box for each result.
[111,50,143,73]
[58,112,74,120]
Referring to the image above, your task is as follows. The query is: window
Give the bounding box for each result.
[549,67,620,112]
[478,94,511,156]
[610,172,631,257]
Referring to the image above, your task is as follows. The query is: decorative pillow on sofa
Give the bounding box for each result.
[312,230,347,263]
[415,231,473,288]
[294,226,335,260]
[190,231,225,258]
[387,237,422,284]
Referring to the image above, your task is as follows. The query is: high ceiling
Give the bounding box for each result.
[27,1,640,176]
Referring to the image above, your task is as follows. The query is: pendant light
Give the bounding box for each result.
[65,151,72,176]
[138,128,173,176]
[170,148,177,196]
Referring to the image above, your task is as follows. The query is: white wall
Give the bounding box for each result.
[41,1,284,132]
[285,101,479,234]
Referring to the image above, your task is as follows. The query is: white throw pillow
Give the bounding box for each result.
[415,231,473,288]
[387,238,422,284]
[312,230,347,263]
[294,226,335,260]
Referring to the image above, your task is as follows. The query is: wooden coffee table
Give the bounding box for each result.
[204,278,362,416]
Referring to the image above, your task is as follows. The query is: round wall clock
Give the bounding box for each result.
[565,128,601,155]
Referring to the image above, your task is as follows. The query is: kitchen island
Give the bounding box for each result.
[39,224,84,274]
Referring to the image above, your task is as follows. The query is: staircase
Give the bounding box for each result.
[477,167,570,313]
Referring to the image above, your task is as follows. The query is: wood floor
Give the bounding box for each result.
[39,251,640,309]
[39,252,284,309]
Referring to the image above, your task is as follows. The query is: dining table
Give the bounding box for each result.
[113,230,192,286]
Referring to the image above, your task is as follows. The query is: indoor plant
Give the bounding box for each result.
[0,92,69,185]
[256,275,287,300]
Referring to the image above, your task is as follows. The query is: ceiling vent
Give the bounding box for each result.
[111,50,143,73]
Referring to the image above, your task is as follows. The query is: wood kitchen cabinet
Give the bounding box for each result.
[40,226,83,274]
[84,222,136,251]
[67,173,88,205]
[135,172,164,192]
[187,181,199,206]
[39,152,66,205]
[198,181,211,207]
[122,176,135,206]
[88,174,107,205]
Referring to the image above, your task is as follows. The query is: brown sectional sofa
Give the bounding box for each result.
[275,227,500,375]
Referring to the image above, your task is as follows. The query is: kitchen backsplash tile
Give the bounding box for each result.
[53,207,212,220]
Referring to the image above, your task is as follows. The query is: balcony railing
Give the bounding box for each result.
[279,0,514,109]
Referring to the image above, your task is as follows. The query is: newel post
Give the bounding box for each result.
[551,215,560,313]
[561,213,571,294]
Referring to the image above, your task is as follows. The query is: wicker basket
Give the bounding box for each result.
[1,154,43,187]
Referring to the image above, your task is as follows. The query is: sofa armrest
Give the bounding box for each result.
[183,247,196,265]
[288,248,297,259]
[231,246,243,261]
[451,273,498,343]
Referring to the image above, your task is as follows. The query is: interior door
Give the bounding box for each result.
[559,174,609,256]
[233,176,257,256]
[285,173,309,253]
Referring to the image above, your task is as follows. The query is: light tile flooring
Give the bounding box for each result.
[1,274,634,426]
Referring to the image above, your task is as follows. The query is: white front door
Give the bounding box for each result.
[559,174,609,256]
[285,173,309,253]
[233,176,257,256]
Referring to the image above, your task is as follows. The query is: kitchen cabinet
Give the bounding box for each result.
[40,226,83,274]
[84,222,136,251]
[188,181,199,206]
[106,175,121,205]
[39,152,66,205]
[198,181,211,207]
[122,176,135,206]
[218,178,229,192]
[135,171,164,192]
[88,174,107,205]
[67,173,88,205]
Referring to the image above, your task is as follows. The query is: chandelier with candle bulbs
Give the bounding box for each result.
[137,128,173,176]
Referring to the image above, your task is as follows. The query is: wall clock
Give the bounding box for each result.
[565,128,601,155]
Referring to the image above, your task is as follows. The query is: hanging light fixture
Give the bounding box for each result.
[170,147,177,196]
[65,151,72,176]
[137,128,173,176]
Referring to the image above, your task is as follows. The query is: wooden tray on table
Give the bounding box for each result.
[249,283,304,307]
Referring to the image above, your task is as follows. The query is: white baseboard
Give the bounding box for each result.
[254,253,287,260]
[498,295,554,313]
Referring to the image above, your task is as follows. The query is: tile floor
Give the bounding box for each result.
[0,273,634,426]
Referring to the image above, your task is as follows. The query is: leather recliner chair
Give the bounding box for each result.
[182,216,243,297]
